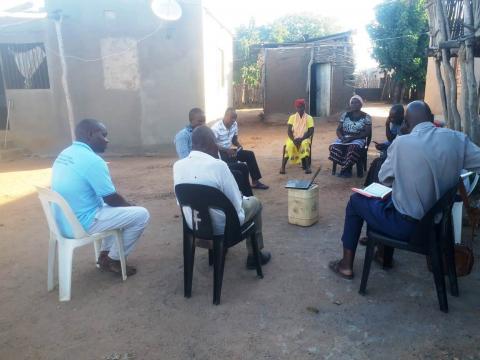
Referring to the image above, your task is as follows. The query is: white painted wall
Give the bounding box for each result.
[201,7,233,123]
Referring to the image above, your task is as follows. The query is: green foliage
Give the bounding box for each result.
[367,0,429,89]
[241,64,261,86]
[269,14,340,43]
[234,14,340,85]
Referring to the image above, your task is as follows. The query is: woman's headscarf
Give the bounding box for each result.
[294,98,306,108]
[349,95,364,106]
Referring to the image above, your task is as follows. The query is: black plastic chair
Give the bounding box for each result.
[331,134,371,177]
[359,184,459,313]
[174,184,263,305]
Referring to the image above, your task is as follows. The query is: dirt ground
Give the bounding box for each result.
[1,103,480,360]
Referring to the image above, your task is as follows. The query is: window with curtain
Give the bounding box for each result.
[0,43,50,89]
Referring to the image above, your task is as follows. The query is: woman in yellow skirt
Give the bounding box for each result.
[280,99,314,174]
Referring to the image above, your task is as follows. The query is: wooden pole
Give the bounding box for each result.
[436,0,462,130]
[435,57,449,125]
[54,15,75,143]
[459,45,470,135]
[464,0,480,143]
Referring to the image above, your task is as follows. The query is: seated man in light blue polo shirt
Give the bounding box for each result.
[52,119,150,276]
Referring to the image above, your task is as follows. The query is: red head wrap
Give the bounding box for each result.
[294,98,306,107]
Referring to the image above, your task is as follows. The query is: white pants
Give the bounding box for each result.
[88,205,150,260]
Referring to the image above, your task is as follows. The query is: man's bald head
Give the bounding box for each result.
[75,118,109,153]
[192,125,218,157]
[404,101,434,134]
[75,119,103,139]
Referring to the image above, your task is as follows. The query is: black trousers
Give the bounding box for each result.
[228,162,253,197]
[221,149,262,182]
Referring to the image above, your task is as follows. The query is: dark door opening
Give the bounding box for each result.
[0,62,7,130]
[309,63,331,117]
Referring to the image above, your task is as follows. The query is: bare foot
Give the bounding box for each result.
[328,259,353,279]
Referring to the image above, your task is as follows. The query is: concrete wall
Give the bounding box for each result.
[202,8,233,123]
[0,18,71,154]
[264,47,311,116]
[0,0,233,155]
[45,0,205,154]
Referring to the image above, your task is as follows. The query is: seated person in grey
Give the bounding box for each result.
[329,101,480,279]
[173,125,271,269]
[174,107,253,197]
[52,119,150,276]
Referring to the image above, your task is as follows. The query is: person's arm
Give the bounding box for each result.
[385,117,395,142]
[287,124,295,141]
[103,193,132,207]
[212,123,235,155]
[232,134,242,149]
[378,141,397,186]
[336,123,344,140]
[174,131,190,159]
[463,136,480,171]
[302,127,314,141]
[86,159,133,207]
[218,162,244,221]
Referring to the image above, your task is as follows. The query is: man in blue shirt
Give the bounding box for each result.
[52,119,150,276]
[174,108,254,197]
[174,107,205,159]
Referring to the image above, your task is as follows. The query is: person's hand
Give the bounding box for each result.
[293,138,302,146]
[226,148,236,157]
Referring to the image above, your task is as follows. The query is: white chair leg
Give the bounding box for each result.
[452,202,463,244]
[47,232,56,292]
[58,242,74,302]
[93,238,102,268]
[115,230,127,281]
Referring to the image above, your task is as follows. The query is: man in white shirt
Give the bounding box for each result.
[211,108,269,190]
[173,125,271,268]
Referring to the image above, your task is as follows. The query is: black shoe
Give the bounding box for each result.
[252,181,269,190]
[246,251,271,270]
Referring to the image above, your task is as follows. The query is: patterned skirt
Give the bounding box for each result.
[328,140,363,169]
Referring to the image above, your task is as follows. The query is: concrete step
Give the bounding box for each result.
[0,147,25,161]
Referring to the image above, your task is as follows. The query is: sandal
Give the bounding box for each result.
[328,259,353,280]
[98,256,137,276]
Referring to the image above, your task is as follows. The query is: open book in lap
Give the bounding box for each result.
[352,182,392,199]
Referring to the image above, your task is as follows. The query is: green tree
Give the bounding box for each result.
[368,0,429,101]
[234,14,340,85]
[269,14,340,43]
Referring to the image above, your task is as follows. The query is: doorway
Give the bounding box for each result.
[310,63,331,117]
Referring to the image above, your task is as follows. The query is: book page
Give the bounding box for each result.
[363,183,391,198]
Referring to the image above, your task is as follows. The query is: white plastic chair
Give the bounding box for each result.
[36,186,127,302]
[452,173,480,244]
